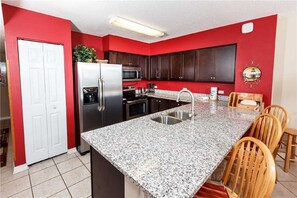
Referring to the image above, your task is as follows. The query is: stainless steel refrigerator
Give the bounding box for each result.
[74,62,123,154]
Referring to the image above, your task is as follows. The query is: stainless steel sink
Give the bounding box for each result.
[167,111,192,121]
[151,115,182,125]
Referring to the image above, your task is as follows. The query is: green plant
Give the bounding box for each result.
[73,45,97,63]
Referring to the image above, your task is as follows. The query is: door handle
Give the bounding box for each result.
[98,79,102,111]
[101,79,105,111]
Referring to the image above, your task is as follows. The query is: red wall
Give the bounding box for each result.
[125,80,235,96]
[105,16,277,104]
[71,31,104,59]
[149,15,277,105]
[2,4,75,166]
[103,34,150,55]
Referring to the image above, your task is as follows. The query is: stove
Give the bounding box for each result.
[123,86,148,120]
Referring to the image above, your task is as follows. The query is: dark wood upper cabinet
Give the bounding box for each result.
[105,51,117,64]
[195,44,236,83]
[105,51,150,80]
[150,56,160,80]
[129,54,139,66]
[182,51,195,81]
[105,44,235,83]
[139,55,149,80]
[149,55,169,80]
[116,52,130,65]
[213,45,236,82]
[170,53,182,80]
[196,48,215,81]
[169,51,195,81]
[160,54,170,80]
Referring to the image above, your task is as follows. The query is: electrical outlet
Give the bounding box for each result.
[218,90,224,95]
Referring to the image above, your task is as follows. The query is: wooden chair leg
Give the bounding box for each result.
[284,134,293,172]
[291,136,296,160]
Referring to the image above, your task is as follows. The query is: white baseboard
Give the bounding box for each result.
[68,147,77,154]
[13,163,29,174]
[0,116,10,121]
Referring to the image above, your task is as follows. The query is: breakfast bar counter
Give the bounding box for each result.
[82,100,258,198]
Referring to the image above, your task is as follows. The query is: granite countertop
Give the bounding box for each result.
[82,98,258,198]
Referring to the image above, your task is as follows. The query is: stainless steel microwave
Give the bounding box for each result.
[122,66,141,81]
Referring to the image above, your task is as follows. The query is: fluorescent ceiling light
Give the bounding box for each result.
[110,17,164,37]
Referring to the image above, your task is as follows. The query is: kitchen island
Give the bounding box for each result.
[82,99,258,198]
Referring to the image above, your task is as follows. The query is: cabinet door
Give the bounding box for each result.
[149,98,159,113]
[104,51,117,64]
[160,54,170,80]
[158,99,171,111]
[182,51,195,81]
[150,56,160,80]
[139,55,149,80]
[168,100,179,108]
[117,52,130,65]
[130,54,139,66]
[213,45,236,82]
[170,53,182,80]
[196,48,215,82]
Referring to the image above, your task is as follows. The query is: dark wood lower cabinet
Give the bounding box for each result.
[149,98,159,114]
[91,147,124,198]
[149,97,188,114]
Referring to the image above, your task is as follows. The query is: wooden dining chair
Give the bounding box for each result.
[194,137,276,198]
[248,113,282,153]
[228,92,239,107]
[228,92,263,112]
[263,105,289,133]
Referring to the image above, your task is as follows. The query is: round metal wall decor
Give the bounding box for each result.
[243,61,261,88]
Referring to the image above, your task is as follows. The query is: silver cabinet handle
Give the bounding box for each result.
[98,79,102,111]
[101,79,105,111]
[213,76,216,80]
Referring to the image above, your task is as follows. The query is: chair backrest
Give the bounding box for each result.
[228,92,263,112]
[249,113,282,153]
[263,105,289,133]
[222,137,276,198]
[228,92,239,107]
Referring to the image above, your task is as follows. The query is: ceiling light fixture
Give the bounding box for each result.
[109,17,164,37]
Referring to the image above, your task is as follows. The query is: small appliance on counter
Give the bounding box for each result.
[147,83,156,93]
[209,87,218,101]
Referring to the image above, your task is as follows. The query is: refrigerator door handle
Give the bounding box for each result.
[98,78,102,111]
[101,79,105,111]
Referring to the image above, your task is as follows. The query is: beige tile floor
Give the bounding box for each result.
[1,151,297,197]
[0,119,296,197]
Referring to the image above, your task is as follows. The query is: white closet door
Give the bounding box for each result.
[18,40,67,165]
[43,43,67,157]
[18,40,49,164]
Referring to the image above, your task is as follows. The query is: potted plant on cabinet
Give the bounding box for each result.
[73,45,97,63]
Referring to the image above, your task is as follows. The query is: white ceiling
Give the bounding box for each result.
[0,0,296,47]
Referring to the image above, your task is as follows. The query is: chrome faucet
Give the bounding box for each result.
[176,88,195,118]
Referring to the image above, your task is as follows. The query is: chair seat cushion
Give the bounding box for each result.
[194,182,229,198]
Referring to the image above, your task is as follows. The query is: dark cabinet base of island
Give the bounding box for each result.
[91,147,125,198]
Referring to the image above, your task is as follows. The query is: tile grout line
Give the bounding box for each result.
[279,181,297,197]
[28,171,35,198]
[53,157,73,198]
[76,154,91,173]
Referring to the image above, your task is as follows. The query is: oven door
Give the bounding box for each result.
[126,99,148,120]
